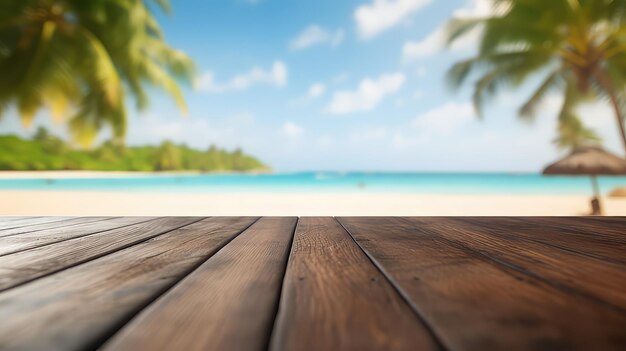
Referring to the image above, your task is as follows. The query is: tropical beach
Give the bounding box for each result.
[2,1,626,350]
[3,188,626,216]
[1,0,625,220]
[1,171,626,215]
[2,0,626,218]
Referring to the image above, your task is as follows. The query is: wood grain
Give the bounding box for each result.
[0,216,113,239]
[406,217,626,311]
[587,216,626,224]
[0,217,32,222]
[270,217,439,351]
[0,217,154,256]
[338,217,626,351]
[103,217,297,351]
[0,216,624,351]
[458,217,626,265]
[527,217,626,243]
[0,216,202,291]
[0,217,258,351]
[0,217,71,231]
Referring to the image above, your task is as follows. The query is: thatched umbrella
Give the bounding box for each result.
[543,146,626,215]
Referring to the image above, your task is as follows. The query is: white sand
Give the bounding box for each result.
[1,171,624,216]
[1,190,625,216]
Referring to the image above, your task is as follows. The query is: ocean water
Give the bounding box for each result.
[0,172,625,195]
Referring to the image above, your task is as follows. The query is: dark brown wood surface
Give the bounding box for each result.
[423,217,626,310]
[337,217,626,351]
[457,217,626,265]
[0,216,110,238]
[270,217,439,351]
[0,216,624,351]
[0,217,257,351]
[0,217,201,291]
[103,217,297,351]
[0,217,152,256]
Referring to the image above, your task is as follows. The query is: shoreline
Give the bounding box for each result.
[0,170,272,179]
[0,170,543,178]
[2,190,625,216]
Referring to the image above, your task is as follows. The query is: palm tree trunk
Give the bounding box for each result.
[590,176,603,216]
[594,68,626,156]
[605,87,626,156]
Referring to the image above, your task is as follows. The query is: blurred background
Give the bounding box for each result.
[1,0,626,216]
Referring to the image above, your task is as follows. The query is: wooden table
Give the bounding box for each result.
[0,216,624,350]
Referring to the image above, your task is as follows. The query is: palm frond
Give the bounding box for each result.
[519,69,562,121]
[472,67,510,118]
[448,0,626,152]
[76,26,122,107]
[446,49,552,90]
[0,0,193,145]
[553,76,601,149]
[446,18,484,47]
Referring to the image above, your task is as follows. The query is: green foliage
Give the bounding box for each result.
[446,0,626,150]
[0,0,194,146]
[0,130,269,172]
[554,114,602,149]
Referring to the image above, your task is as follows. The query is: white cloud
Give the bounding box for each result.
[411,102,475,135]
[402,25,482,61]
[308,83,326,98]
[288,83,327,107]
[290,25,345,50]
[281,121,304,138]
[326,73,406,114]
[402,28,444,60]
[197,61,288,93]
[355,0,432,39]
[402,0,494,61]
[455,0,496,19]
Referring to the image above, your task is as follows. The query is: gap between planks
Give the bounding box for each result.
[0,217,206,292]
[102,217,298,351]
[0,217,260,351]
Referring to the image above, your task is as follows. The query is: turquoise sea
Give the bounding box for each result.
[0,172,625,195]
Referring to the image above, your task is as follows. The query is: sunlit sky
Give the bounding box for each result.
[1,0,623,172]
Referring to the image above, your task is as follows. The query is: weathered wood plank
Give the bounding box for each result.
[457,217,626,265]
[405,217,626,312]
[0,217,258,351]
[587,216,626,224]
[0,216,114,239]
[0,217,32,222]
[0,217,72,231]
[527,217,626,243]
[0,217,154,256]
[270,217,439,351]
[338,217,626,351]
[0,216,202,291]
[103,217,297,351]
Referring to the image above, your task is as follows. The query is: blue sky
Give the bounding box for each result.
[1,0,624,172]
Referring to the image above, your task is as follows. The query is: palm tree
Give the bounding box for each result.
[446,0,626,154]
[0,0,194,146]
[554,114,602,149]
